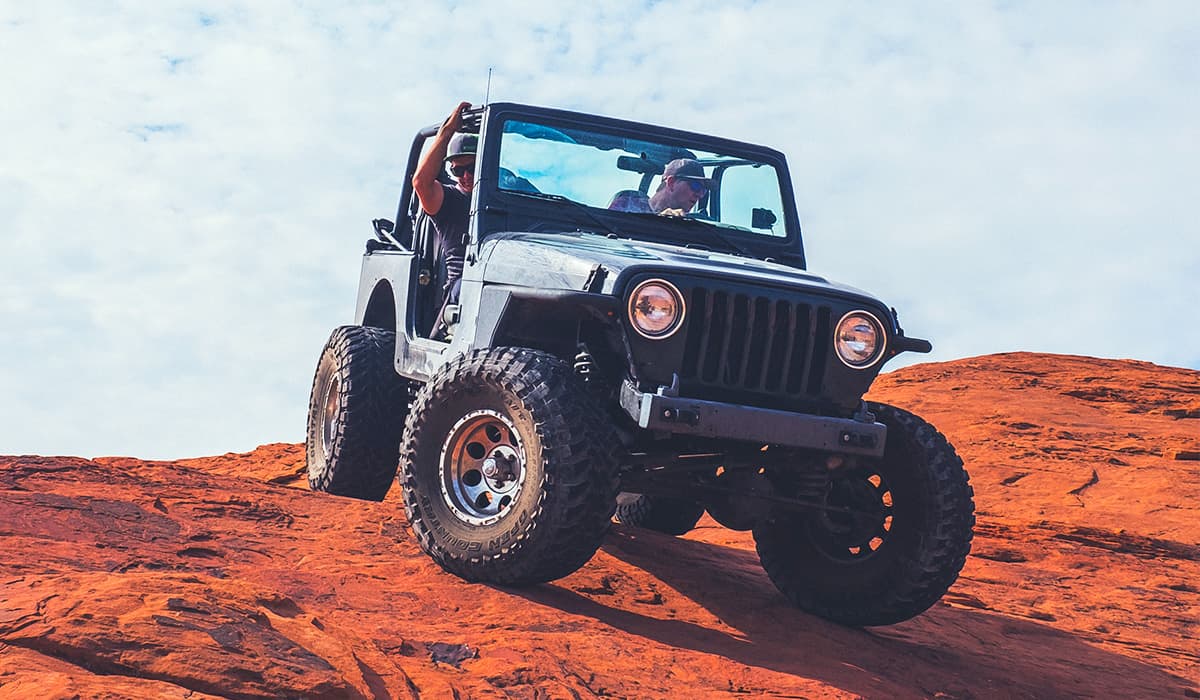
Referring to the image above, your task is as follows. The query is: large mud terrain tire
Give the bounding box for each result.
[614,493,705,536]
[306,326,409,501]
[754,403,974,626]
[399,348,621,585]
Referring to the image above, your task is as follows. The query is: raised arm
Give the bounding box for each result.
[412,101,471,216]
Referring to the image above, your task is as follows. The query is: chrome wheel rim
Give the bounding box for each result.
[440,409,526,526]
[320,376,340,462]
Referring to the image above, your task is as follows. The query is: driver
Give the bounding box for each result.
[412,101,475,309]
[608,158,712,216]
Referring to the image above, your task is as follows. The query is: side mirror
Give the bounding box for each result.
[371,217,412,252]
[372,218,395,240]
[751,208,777,231]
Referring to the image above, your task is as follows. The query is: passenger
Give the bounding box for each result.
[649,158,712,215]
[412,101,475,307]
[608,158,711,216]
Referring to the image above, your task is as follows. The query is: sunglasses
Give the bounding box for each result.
[448,161,475,178]
[682,179,708,195]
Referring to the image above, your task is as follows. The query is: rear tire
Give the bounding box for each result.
[614,493,705,536]
[399,348,621,585]
[754,403,974,626]
[305,326,409,501]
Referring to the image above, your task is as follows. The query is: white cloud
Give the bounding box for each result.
[1,1,1197,458]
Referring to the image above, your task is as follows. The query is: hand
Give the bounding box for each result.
[658,208,687,217]
[441,101,472,135]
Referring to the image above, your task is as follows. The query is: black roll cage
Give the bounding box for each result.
[392,103,807,269]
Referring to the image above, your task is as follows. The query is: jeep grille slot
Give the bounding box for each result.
[681,287,831,396]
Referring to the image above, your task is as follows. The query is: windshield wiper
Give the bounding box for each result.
[506,191,622,238]
[625,212,756,259]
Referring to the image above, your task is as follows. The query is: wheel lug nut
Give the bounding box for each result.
[482,458,499,478]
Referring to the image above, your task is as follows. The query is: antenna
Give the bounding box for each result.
[484,67,493,105]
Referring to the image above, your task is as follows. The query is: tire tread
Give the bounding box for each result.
[399,348,621,585]
[305,326,409,501]
[756,402,975,626]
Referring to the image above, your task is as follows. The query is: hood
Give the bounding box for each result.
[477,230,879,302]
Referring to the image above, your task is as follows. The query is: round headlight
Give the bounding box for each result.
[628,279,684,339]
[834,311,885,368]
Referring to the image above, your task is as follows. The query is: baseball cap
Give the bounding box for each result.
[662,158,711,185]
[445,133,477,160]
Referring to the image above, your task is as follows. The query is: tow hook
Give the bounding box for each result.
[660,407,700,426]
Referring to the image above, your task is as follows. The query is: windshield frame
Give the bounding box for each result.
[473,102,806,267]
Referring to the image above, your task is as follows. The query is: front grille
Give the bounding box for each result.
[680,287,831,396]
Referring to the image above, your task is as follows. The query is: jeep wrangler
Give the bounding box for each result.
[306,103,974,626]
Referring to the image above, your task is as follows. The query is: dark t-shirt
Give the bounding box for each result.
[607,189,653,213]
[432,183,469,293]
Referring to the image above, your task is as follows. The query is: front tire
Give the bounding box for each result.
[399,348,621,586]
[305,326,409,501]
[754,403,974,626]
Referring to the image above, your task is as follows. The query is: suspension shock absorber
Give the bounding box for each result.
[573,346,595,382]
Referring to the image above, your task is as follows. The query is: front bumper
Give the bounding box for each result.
[619,381,887,457]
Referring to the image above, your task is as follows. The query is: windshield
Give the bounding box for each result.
[496,119,788,238]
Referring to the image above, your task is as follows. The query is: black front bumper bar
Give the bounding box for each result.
[619,381,887,457]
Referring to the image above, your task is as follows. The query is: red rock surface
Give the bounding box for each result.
[2,352,1197,698]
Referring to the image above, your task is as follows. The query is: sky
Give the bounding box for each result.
[2,2,1197,459]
